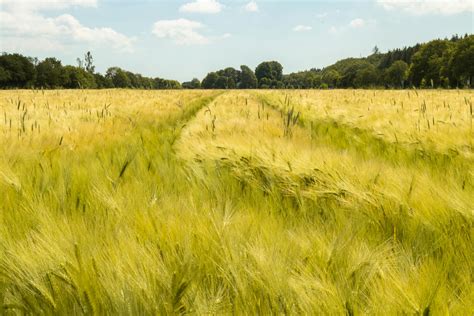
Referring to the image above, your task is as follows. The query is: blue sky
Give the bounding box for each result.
[0,0,473,81]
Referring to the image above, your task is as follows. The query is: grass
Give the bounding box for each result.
[0,89,473,314]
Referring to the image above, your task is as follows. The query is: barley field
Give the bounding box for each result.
[0,89,473,314]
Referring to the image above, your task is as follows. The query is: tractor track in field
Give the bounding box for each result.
[255,93,474,190]
[176,91,473,226]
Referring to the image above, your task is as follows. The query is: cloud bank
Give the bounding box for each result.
[0,0,134,52]
[152,19,210,45]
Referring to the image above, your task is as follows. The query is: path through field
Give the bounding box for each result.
[0,90,472,314]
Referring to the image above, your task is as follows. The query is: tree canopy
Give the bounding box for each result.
[199,34,472,90]
[255,61,283,88]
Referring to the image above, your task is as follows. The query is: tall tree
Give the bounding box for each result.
[84,51,95,74]
[76,57,83,69]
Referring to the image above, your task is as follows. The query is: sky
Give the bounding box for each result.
[0,0,473,81]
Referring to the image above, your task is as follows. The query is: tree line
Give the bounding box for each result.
[0,34,472,90]
[199,34,473,89]
[0,52,181,89]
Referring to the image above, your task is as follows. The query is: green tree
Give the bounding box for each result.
[410,39,452,87]
[219,68,240,85]
[338,60,373,87]
[215,76,228,89]
[258,77,272,89]
[202,67,242,89]
[190,78,201,88]
[283,71,321,89]
[0,66,10,86]
[166,80,182,89]
[153,78,181,89]
[36,57,66,88]
[385,60,409,88]
[182,78,201,89]
[239,65,257,89]
[0,53,36,88]
[126,71,143,88]
[84,51,95,74]
[354,64,380,87]
[94,73,114,88]
[136,75,154,89]
[63,66,97,88]
[202,72,219,89]
[321,69,340,88]
[255,61,283,88]
[449,35,474,87]
[106,67,131,88]
[303,72,320,88]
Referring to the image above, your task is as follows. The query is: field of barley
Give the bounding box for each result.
[0,89,473,314]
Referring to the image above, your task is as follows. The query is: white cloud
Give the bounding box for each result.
[57,15,134,51]
[179,0,224,14]
[316,12,328,18]
[152,19,210,45]
[329,18,376,33]
[377,0,473,15]
[0,0,134,52]
[349,18,365,28]
[244,1,259,12]
[293,25,312,32]
[0,0,97,12]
